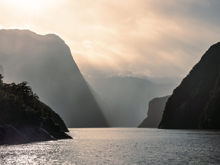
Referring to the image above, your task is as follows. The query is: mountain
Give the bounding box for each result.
[159,42,220,129]
[0,29,107,127]
[0,75,71,145]
[88,76,176,127]
[0,65,3,74]
[139,96,169,128]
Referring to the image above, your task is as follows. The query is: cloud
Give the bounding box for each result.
[0,0,219,80]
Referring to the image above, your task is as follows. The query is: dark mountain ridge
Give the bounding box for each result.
[159,42,220,129]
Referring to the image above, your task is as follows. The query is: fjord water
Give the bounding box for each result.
[0,128,220,165]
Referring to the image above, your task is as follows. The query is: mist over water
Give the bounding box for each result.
[0,29,181,127]
[88,76,178,127]
[0,1,219,164]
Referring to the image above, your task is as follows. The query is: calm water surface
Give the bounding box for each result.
[0,128,220,165]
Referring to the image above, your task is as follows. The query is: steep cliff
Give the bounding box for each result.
[0,29,107,127]
[159,42,220,129]
[139,96,169,128]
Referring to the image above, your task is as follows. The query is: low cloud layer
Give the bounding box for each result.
[0,0,219,79]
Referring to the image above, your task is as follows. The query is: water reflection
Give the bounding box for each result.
[0,128,220,164]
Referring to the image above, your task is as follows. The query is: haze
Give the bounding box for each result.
[0,0,219,80]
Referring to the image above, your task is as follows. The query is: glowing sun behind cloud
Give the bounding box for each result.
[5,0,55,13]
[0,0,219,80]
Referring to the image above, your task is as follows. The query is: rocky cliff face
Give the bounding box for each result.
[0,29,107,127]
[139,96,169,128]
[159,42,220,129]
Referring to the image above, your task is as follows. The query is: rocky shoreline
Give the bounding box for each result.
[0,125,71,145]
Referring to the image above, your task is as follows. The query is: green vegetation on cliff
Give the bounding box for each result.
[0,74,71,144]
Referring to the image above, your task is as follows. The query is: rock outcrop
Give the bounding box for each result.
[0,76,71,145]
[0,29,107,127]
[159,42,220,129]
[0,125,55,145]
[139,96,169,128]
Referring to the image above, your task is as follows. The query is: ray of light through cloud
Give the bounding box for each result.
[0,0,219,80]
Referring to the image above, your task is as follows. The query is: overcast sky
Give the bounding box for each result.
[0,0,219,80]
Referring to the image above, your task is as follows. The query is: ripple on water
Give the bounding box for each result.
[0,128,220,165]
